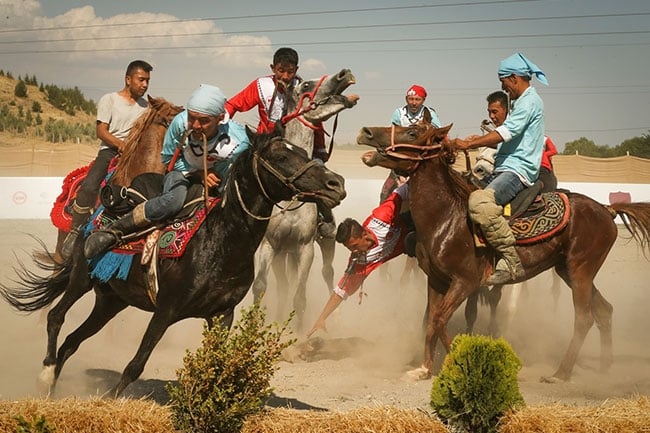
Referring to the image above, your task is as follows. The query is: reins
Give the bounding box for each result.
[233,137,325,221]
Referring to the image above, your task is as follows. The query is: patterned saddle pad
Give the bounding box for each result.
[101,197,221,258]
[510,192,570,244]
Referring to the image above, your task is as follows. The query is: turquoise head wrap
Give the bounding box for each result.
[498,53,549,86]
[187,84,227,116]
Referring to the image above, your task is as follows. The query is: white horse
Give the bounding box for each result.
[251,70,358,330]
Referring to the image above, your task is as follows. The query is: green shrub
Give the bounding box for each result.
[166,302,295,433]
[430,334,525,433]
[13,415,55,433]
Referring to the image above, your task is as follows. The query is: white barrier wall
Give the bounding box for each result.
[0,177,648,220]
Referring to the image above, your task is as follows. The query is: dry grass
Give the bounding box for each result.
[499,396,650,433]
[1,397,650,433]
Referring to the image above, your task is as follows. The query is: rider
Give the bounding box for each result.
[453,52,548,285]
[482,90,558,192]
[61,60,152,260]
[84,84,250,258]
[226,47,334,237]
[306,182,413,338]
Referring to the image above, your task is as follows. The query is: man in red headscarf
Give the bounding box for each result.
[390,84,442,127]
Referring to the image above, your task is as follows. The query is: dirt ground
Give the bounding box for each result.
[0,150,649,412]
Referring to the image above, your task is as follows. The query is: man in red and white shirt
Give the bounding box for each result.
[307,183,413,337]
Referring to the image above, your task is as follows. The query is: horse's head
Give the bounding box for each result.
[356,123,454,176]
[247,128,346,209]
[284,69,359,124]
[147,95,184,128]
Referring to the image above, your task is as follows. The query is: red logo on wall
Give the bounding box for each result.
[12,191,27,205]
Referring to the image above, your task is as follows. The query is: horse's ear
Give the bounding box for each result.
[273,120,286,137]
[436,123,453,140]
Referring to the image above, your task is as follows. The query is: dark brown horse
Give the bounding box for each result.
[46,96,183,263]
[356,122,650,382]
[1,129,346,397]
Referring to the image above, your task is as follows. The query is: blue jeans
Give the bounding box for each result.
[144,170,190,221]
[483,171,526,206]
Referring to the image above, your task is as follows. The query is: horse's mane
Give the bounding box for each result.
[118,106,160,166]
[440,139,476,201]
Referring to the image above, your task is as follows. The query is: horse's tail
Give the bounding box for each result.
[609,202,650,256]
[0,240,72,313]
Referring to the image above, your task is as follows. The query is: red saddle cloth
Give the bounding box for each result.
[107,197,221,258]
[510,192,570,245]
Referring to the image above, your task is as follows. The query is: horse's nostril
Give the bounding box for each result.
[361,127,373,138]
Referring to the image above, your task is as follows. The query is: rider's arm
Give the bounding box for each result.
[96,121,125,153]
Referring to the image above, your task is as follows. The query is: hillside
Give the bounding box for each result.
[0,73,96,148]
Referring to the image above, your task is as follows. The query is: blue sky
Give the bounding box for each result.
[1,0,649,149]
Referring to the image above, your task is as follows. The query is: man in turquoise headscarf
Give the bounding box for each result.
[453,53,548,285]
[84,84,251,258]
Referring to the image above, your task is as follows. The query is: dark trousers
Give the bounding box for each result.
[538,167,557,193]
[75,147,119,208]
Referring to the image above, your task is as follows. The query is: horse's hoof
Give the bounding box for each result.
[36,365,55,396]
[403,366,431,382]
[539,375,564,384]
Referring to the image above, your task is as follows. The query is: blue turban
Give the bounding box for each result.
[187,84,226,116]
[498,53,549,86]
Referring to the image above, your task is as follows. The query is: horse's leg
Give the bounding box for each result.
[548,266,598,382]
[251,239,275,304]
[110,310,173,397]
[464,289,480,334]
[499,283,521,335]
[550,270,562,313]
[407,285,443,380]
[316,235,335,292]
[53,290,128,386]
[292,242,315,331]
[590,286,613,372]
[40,268,93,393]
[486,284,504,337]
[53,229,68,265]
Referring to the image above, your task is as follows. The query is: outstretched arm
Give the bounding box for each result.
[306,292,343,338]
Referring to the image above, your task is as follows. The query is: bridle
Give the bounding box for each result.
[379,124,444,172]
[234,137,327,221]
[280,74,342,160]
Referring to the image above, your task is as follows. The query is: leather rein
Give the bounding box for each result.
[234,137,326,221]
[381,124,444,172]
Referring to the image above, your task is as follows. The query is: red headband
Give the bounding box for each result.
[406,84,427,98]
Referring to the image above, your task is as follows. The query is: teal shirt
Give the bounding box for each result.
[162,110,250,182]
[494,86,544,185]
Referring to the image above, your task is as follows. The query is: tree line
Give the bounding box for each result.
[562,134,650,158]
[0,70,96,143]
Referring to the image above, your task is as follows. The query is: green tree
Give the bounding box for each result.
[617,133,650,158]
[14,80,27,98]
[32,101,42,113]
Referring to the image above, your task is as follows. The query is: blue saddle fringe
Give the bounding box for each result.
[84,205,134,282]
[88,251,134,282]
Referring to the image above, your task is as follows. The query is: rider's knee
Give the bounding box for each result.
[468,189,502,224]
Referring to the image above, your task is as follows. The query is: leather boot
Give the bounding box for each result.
[84,204,150,258]
[469,189,525,285]
[317,206,336,239]
[60,201,92,260]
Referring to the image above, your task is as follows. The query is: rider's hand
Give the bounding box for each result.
[306,320,327,338]
[205,172,221,189]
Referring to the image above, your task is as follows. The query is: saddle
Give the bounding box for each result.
[474,185,571,247]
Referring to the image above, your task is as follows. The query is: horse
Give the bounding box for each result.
[356,122,650,382]
[250,69,358,329]
[0,129,346,397]
[45,96,183,264]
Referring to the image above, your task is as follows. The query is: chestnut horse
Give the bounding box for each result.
[46,96,183,263]
[357,123,650,382]
[1,129,346,397]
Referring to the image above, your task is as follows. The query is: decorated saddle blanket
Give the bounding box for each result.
[509,192,570,244]
[473,191,570,247]
[93,196,221,258]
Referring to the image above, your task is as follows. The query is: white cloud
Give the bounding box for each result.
[0,0,42,28]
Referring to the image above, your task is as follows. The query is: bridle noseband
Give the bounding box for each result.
[234,137,327,220]
[380,124,444,172]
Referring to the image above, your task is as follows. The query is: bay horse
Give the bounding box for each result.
[0,129,346,397]
[356,122,650,382]
[251,69,358,329]
[46,96,183,263]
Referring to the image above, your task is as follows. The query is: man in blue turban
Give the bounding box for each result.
[84,84,251,258]
[452,53,548,285]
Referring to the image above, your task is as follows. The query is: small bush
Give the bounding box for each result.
[13,415,55,433]
[430,334,525,433]
[166,302,295,433]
